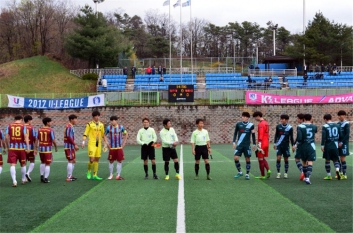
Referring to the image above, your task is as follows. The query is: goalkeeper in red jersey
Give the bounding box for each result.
[253,111,271,179]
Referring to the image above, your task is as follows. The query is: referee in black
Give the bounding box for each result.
[191,119,212,180]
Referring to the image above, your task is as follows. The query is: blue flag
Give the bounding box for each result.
[182,0,190,7]
[163,0,169,6]
[173,0,180,8]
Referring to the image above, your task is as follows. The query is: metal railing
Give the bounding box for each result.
[248,69,297,77]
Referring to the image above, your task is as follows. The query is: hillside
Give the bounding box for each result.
[0,56,96,94]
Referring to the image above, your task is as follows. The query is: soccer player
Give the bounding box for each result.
[136,118,158,180]
[233,112,256,180]
[296,114,317,185]
[37,118,57,183]
[82,111,105,180]
[253,111,271,179]
[0,128,6,175]
[104,116,128,180]
[191,119,212,180]
[5,115,30,187]
[64,114,79,182]
[321,114,342,180]
[337,110,350,179]
[293,113,305,180]
[160,119,181,180]
[24,115,37,182]
[273,114,294,179]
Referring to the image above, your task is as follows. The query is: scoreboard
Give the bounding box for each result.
[168,85,194,102]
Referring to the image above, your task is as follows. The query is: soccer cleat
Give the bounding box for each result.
[194,176,199,180]
[41,175,45,183]
[266,170,272,178]
[44,178,50,183]
[25,174,32,182]
[108,174,113,180]
[153,174,159,180]
[86,171,92,180]
[144,175,149,180]
[116,176,124,180]
[305,178,311,185]
[323,176,332,180]
[175,174,182,180]
[234,173,243,179]
[276,173,281,179]
[299,172,305,181]
[12,182,17,187]
[66,177,71,182]
[284,173,288,179]
[21,180,27,185]
[92,175,103,180]
[70,176,77,181]
[207,175,212,180]
[245,174,250,180]
[255,176,266,179]
[336,170,341,180]
[164,175,170,180]
[341,175,348,180]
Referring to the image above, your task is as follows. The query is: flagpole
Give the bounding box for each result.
[180,0,182,82]
[190,0,193,84]
[169,0,171,77]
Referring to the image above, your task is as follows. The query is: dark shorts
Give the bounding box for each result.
[301,149,316,162]
[276,146,291,157]
[323,147,339,161]
[141,145,155,160]
[339,144,350,156]
[108,149,124,162]
[195,145,209,160]
[162,147,178,161]
[8,149,26,165]
[26,151,35,162]
[294,147,302,159]
[65,149,76,161]
[40,153,53,165]
[234,145,251,157]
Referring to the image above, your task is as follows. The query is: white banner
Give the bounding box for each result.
[87,94,105,107]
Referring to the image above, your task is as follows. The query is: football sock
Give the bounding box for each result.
[303,166,308,178]
[296,161,303,172]
[339,161,342,172]
[144,165,148,175]
[67,163,73,178]
[10,166,16,182]
[21,166,26,181]
[27,162,35,175]
[117,162,122,176]
[40,164,45,176]
[164,162,169,175]
[44,166,50,179]
[72,163,75,175]
[276,160,281,173]
[0,166,2,174]
[152,164,156,175]
[342,161,347,175]
[325,161,331,175]
[263,159,270,171]
[284,161,289,173]
[235,160,241,172]
[259,160,265,176]
[109,163,114,174]
[307,165,313,178]
[93,162,98,176]
[88,161,93,172]
[195,163,199,175]
[334,161,340,171]
[205,163,210,175]
[246,161,251,174]
[174,162,180,173]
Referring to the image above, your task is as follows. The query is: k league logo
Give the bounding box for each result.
[249,93,257,101]
[93,96,101,105]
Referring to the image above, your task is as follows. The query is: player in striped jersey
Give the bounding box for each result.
[0,128,6,175]
[64,115,79,182]
[37,118,58,183]
[24,115,37,182]
[337,110,350,179]
[104,116,128,180]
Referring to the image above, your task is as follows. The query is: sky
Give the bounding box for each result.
[1,0,352,33]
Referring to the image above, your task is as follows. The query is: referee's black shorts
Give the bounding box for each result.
[141,145,155,160]
[195,145,209,160]
[162,147,178,161]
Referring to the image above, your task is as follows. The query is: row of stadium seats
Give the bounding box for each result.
[134,74,196,79]
[205,73,242,77]
[134,85,197,91]
[307,71,353,75]
[103,75,127,79]
[98,86,126,91]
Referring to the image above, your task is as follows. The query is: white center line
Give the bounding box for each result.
[176,144,186,233]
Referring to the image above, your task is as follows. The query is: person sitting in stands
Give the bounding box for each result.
[264,76,273,89]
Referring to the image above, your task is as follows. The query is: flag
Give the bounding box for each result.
[182,0,190,7]
[173,0,180,8]
[163,0,169,6]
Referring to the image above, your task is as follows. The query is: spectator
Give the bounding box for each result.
[309,64,313,72]
[315,64,320,73]
[246,75,255,88]
[158,66,162,76]
[303,74,308,86]
[162,66,167,75]
[327,63,332,75]
[264,76,273,89]
[102,78,107,88]
[152,66,156,75]
[332,63,337,75]
[159,76,164,82]
[321,63,325,73]
[146,66,152,75]
[131,66,137,79]
[303,63,308,76]
[123,67,128,76]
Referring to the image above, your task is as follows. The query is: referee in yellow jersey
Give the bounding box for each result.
[82,111,106,180]
[191,119,212,180]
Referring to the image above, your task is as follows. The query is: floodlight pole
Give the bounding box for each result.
[273,29,276,56]
[303,0,306,68]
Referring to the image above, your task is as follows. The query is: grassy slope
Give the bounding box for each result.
[0,56,96,95]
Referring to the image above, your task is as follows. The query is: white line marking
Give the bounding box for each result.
[176,144,186,233]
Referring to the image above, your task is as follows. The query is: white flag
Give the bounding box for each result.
[163,0,169,6]
[173,0,180,8]
[182,0,190,7]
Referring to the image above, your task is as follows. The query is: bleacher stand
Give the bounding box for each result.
[133,74,197,91]
[97,74,127,92]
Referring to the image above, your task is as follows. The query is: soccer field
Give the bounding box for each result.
[0,144,352,233]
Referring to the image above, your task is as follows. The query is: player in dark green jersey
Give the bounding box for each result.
[337,110,350,179]
[233,112,256,180]
[293,113,305,180]
[321,114,342,180]
[273,114,294,179]
[296,114,317,185]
